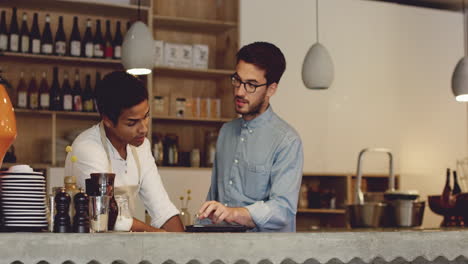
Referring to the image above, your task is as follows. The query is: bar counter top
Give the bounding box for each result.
[1,228,467,264]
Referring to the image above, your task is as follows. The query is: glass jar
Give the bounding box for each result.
[205,131,218,167]
[113,195,133,232]
[190,149,200,168]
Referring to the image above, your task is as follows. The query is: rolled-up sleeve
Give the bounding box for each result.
[245,135,303,231]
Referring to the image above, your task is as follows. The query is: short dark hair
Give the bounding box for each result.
[95,71,148,124]
[236,42,286,85]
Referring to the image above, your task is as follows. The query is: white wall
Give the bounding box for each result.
[240,0,467,227]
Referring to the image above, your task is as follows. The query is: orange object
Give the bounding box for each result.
[0,83,17,167]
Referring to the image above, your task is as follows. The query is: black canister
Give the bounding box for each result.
[53,187,71,233]
[73,189,89,233]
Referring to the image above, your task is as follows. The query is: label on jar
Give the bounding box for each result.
[83,99,93,112]
[40,93,50,108]
[63,94,72,110]
[31,39,41,54]
[17,91,27,108]
[0,34,7,50]
[42,43,53,54]
[55,41,66,55]
[85,42,93,57]
[94,44,103,57]
[9,34,19,51]
[114,46,121,59]
[73,95,82,111]
[21,35,29,53]
[70,41,81,56]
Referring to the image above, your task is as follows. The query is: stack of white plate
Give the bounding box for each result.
[0,165,47,231]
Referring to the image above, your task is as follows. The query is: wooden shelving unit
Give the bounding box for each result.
[154,15,237,33]
[153,66,233,79]
[0,52,122,66]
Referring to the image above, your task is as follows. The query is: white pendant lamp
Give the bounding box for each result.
[452,0,468,102]
[302,0,334,90]
[122,1,154,75]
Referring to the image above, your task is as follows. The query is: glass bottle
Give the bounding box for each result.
[49,67,62,110]
[205,131,218,167]
[69,16,81,57]
[453,170,462,195]
[83,19,93,58]
[441,168,452,207]
[41,14,53,55]
[0,11,7,51]
[113,21,122,59]
[62,71,73,111]
[104,20,113,59]
[19,12,29,53]
[113,195,133,231]
[30,13,41,54]
[38,71,50,110]
[8,7,19,52]
[163,134,179,166]
[93,19,104,58]
[16,71,27,108]
[54,16,66,56]
[82,74,94,112]
[72,69,82,112]
[28,72,38,110]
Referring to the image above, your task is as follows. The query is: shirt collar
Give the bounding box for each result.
[240,105,273,129]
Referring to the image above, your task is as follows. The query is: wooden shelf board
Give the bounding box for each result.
[0,52,122,66]
[153,115,233,123]
[154,15,237,33]
[297,208,346,214]
[15,109,100,118]
[1,0,150,18]
[153,66,233,79]
[2,162,51,169]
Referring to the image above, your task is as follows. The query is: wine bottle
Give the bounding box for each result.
[93,20,104,58]
[72,69,82,112]
[50,67,61,110]
[94,71,101,112]
[62,71,72,111]
[82,19,93,58]
[19,12,29,53]
[0,11,7,51]
[41,14,53,55]
[39,71,50,110]
[28,72,39,109]
[70,16,81,57]
[453,170,462,195]
[442,168,452,207]
[55,16,66,56]
[104,20,113,59]
[9,7,19,52]
[30,13,41,54]
[82,74,94,112]
[113,21,122,59]
[16,71,27,108]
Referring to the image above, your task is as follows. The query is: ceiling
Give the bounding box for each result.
[371,0,462,11]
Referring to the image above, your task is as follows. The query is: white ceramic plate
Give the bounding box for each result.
[4,223,48,227]
[0,175,44,179]
[2,204,46,208]
[2,197,45,201]
[0,179,45,183]
[1,193,46,198]
[1,190,46,194]
[1,201,46,206]
[4,220,48,223]
[4,215,47,219]
[1,182,46,187]
[3,210,47,214]
[1,186,46,190]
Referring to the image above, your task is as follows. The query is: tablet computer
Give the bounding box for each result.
[185,224,248,232]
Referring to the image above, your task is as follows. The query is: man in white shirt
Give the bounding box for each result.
[65,71,184,232]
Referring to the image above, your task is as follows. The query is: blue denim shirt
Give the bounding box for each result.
[207,106,304,232]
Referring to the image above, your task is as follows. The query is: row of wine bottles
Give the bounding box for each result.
[0,7,126,59]
[15,67,100,112]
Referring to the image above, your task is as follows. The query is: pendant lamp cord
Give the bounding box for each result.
[316,0,319,43]
[464,0,467,56]
[138,0,141,22]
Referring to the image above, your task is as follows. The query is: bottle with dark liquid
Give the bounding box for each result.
[72,69,82,112]
[104,20,113,59]
[82,19,93,58]
[82,74,94,112]
[453,170,462,195]
[49,67,62,110]
[93,20,104,58]
[30,13,41,54]
[113,21,122,59]
[38,71,50,110]
[41,14,53,55]
[8,7,19,52]
[441,168,452,207]
[28,72,39,110]
[0,11,7,51]
[19,12,29,53]
[69,17,81,57]
[62,71,73,111]
[16,71,27,108]
[94,71,101,112]
[55,16,66,56]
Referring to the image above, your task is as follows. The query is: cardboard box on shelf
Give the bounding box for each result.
[164,42,179,67]
[191,97,201,118]
[154,40,164,67]
[170,94,188,117]
[192,44,209,69]
[199,98,209,118]
[210,98,221,118]
[177,44,193,68]
[152,95,169,116]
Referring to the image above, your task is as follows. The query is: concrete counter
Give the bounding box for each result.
[1,229,467,264]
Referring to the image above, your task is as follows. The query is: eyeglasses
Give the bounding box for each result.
[230,74,267,93]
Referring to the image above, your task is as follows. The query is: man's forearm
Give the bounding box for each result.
[161,215,185,232]
[130,217,165,232]
[233,207,256,228]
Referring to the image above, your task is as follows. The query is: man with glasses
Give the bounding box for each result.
[197,42,304,232]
